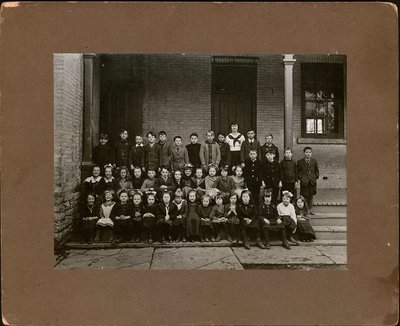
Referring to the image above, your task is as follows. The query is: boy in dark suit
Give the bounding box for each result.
[260,133,280,163]
[280,147,298,202]
[114,129,132,168]
[92,133,115,175]
[240,128,262,165]
[261,149,282,204]
[242,149,263,204]
[297,146,319,214]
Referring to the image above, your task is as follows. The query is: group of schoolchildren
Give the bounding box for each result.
[80,122,319,250]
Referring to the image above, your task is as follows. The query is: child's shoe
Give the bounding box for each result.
[148,237,153,244]
[210,236,215,242]
[282,242,291,250]
[256,238,266,249]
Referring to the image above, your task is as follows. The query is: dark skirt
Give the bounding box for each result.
[143,216,156,229]
[241,218,261,230]
[186,208,201,237]
[82,218,98,230]
[297,219,316,240]
[281,215,297,233]
[172,217,186,226]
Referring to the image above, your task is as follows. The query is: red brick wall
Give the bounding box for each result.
[142,54,212,143]
[54,54,84,249]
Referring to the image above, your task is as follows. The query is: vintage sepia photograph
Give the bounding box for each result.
[54,53,347,270]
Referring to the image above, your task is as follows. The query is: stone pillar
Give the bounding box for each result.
[283,54,296,149]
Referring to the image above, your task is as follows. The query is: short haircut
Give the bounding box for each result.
[147,131,156,137]
[206,130,215,136]
[190,132,198,138]
[146,193,156,200]
[174,135,182,141]
[119,190,129,197]
[160,167,169,173]
[120,129,128,134]
[247,128,255,133]
[217,131,225,137]
[265,133,273,138]
[249,149,257,153]
[99,133,108,140]
[230,121,239,128]
[266,149,275,155]
[284,147,293,153]
[159,131,166,136]
[92,165,101,171]
[147,168,156,173]
[304,146,313,152]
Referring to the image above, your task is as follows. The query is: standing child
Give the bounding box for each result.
[169,135,189,172]
[116,166,133,194]
[240,128,262,165]
[295,196,316,242]
[156,191,178,243]
[82,165,103,199]
[142,193,157,243]
[277,191,298,245]
[95,189,116,243]
[297,146,319,214]
[225,192,240,243]
[280,148,298,201]
[225,122,245,173]
[129,135,145,173]
[216,131,231,172]
[144,132,161,173]
[140,169,159,197]
[214,166,234,203]
[110,190,133,243]
[185,190,201,242]
[258,190,291,250]
[260,133,280,163]
[114,129,132,168]
[198,195,214,242]
[210,194,229,241]
[98,165,119,194]
[261,150,282,204]
[92,133,114,175]
[230,165,247,198]
[190,167,206,198]
[80,193,100,244]
[131,166,145,191]
[204,164,220,200]
[242,149,263,204]
[157,131,171,171]
[200,131,221,170]
[131,192,145,243]
[172,189,187,242]
[186,133,202,169]
[238,190,265,250]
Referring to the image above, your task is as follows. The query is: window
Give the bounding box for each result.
[301,63,344,138]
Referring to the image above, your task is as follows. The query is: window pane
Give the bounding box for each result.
[316,119,323,134]
[305,101,316,118]
[306,119,315,133]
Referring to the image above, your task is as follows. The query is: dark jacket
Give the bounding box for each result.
[297,158,319,191]
[131,177,145,190]
[217,141,231,167]
[240,139,262,163]
[243,158,263,186]
[144,143,161,171]
[156,202,178,222]
[260,143,280,163]
[93,143,115,169]
[261,160,281,188]
[280,159,298,184]
[157,141,171,169]
[186,143,202,167]
[97,177,119,195]
[110,202,134,221]
[129,145,145,168]
[114,139,132,167]
[258,203,279,223]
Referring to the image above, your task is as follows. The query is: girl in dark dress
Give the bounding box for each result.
[142,193,157,244]
[225,192,240,243]
[182,163,194,198]
[131,166,145,191]
[95,189,116,243]
[198,195,214,242]
[210,194,229,241]
[80,193,100,244]
[110,190,133,243]
[185,190,201,242]
[131,192,145,243]
[295,196,316,242]
[190,167,206,199]
[238,190,265,250]
[156,191,178,243]
[172,169,186,193]
[98,165,119,194]
[82,165,103,199]
[172,189,187,242]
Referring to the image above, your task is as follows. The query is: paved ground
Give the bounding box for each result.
[55,245,347,270]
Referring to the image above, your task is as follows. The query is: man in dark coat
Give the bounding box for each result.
[297,146,319,214]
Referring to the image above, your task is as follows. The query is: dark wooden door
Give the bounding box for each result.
[212,63,257,135]
[100,82,143,143]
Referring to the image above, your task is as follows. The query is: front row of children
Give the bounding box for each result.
[81,184,316,250]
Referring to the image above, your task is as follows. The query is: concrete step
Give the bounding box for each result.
[313,226,347,240]
[310,213,347,226]
[312,205,347,213]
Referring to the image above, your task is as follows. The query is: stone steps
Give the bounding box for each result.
[313,225,347,240]
[310,212,347,226]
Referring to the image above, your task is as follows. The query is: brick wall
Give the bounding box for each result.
[54,54,84,249]
[142,54,212,143]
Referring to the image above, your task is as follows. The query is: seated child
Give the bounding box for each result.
[198,195,214,242]
[185,190,201,242]
[172,169,186,193]
[156,191,178,243]
[98,164,119,194]
[157,167,175,198]
[131,191,145,243]
[172,189,187,242]
[210,194,229,241]
[140,169,159,197]
[131,166,145,191]
[82,165,102,199]
[142,193,157,243]
[258,189,291,250]
[92,133,115,175]
[238,190,265,250]
[214,166,234,203]
[190,167,206,199]
[80,193,100,244]
[295,196,316,242]
[200,130,221,170]
[95,189,116,243]
[225,192,241,243]
[182,163,194,198]
[186,133,202,169]
[277,190,298,245]
[116,166,133,194]
[170,135,189,171]
[110,190,133,243]
[204,164,220,200]
[230,165,247,198]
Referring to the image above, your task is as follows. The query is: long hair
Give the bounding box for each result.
[295,195,310,216]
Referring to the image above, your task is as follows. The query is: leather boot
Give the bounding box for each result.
[256,237,266,249]
[243,230,250,250]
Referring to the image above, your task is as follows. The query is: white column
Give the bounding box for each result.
[283,54,296,149]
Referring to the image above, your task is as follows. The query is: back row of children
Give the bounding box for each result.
[81,122,318,249]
